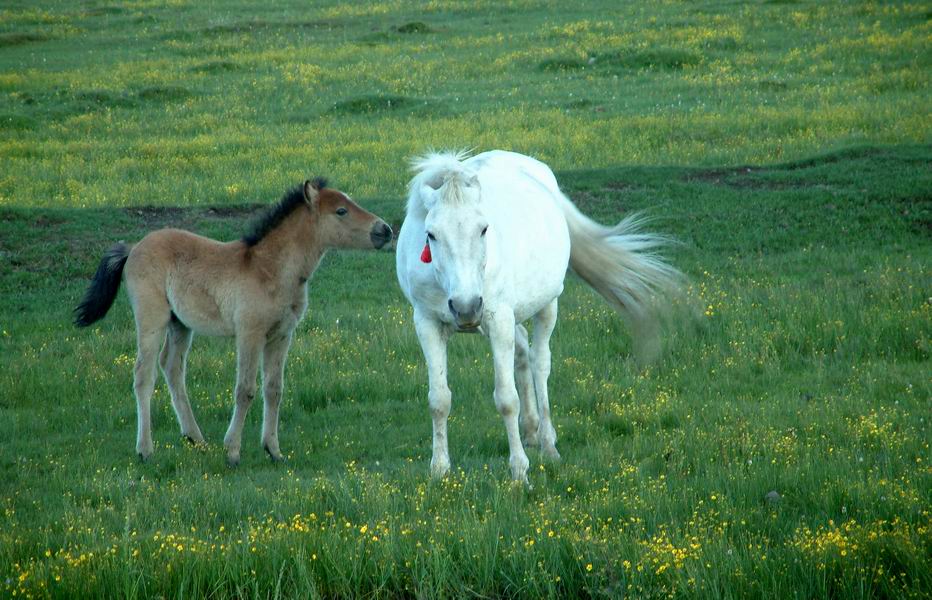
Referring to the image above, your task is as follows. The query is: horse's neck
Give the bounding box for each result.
[254,210,325,284]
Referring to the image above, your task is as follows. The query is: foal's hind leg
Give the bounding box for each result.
[515,324,540,447]
[130,295,171,461]
[159,319,204,445]
[260,331,292,462]
[531,298,560,461]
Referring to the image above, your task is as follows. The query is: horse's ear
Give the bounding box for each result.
[303,180,320,206]
[419,183,440,208]
[422,173,445,191]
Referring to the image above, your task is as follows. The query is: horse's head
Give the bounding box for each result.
[305,180,393,250]
[420,173,488,330]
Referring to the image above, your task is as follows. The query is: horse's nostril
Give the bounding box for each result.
[448,299,456,315]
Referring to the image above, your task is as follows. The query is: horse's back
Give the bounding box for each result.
[468,151,571,318]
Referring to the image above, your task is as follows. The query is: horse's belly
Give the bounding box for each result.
[172,305,234,336]
[167,278,235,336]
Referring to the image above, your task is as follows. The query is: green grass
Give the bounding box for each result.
[1,0,929,206]
[2,145,929,599]
[1,1,930,598]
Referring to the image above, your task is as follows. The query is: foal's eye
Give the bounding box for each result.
[481,226,488,236]
[335,207,348,216]
[427,232,436,241]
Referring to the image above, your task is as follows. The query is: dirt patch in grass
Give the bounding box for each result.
[189,60,243,73]
[72,89,139,110]
[192,19,342,37]
[569,190,629,216]
[125,204,271,231]
[758,79,789,91]
[136,85,193,102]
[596,48,701,71]
[123,206,190,230]
[539,48,700,75]
[538,57,589,72]
[202,205,264,218]
[330,94,429,115]
[33,215,67,228]
[84,6,127,16]
[0,114,37,131]
[396,21,433,34]
[0,32,51,47]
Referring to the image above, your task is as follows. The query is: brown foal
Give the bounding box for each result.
[75,179,392,465]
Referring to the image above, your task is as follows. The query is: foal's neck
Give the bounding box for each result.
[252,208,325,284]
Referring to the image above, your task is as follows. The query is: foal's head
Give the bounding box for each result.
[305,180,393,250]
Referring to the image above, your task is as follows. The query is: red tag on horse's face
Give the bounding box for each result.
[420,243,432,263]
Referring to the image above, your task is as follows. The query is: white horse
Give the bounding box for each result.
[396,150,681,482]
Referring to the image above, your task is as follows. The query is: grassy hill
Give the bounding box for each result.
[1,1,929,598]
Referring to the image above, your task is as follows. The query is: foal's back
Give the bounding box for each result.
[124,228,250,337]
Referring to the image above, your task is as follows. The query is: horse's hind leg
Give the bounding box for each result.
[515,324,539,447]
[131,293,171,461]
[260,331,292,462]
[159,318,204,445]
[531,298,560,461]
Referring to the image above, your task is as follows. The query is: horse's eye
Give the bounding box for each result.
[427,232,436,241]
[336,207,348,216]
[481,226,488,236]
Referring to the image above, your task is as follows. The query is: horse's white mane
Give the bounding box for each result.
[407,149,477,216]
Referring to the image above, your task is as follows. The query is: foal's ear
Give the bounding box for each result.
[303,180,320,206]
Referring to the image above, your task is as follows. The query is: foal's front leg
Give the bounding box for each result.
[260,331,292,462]
[223,331,263,467]
[414,311,452,479]
[487,309,530,483]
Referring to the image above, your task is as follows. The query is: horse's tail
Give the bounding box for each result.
[74,242,131,327]
[557,196,683,360]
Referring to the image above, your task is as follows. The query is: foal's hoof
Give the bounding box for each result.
[137,452,151,464]
[182,433,206,446]
[226,456,240,469]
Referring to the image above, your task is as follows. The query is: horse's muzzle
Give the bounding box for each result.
[448,296,483,329]
[370,222,393,249]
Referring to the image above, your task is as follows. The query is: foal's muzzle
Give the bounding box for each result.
[370,221,393,249]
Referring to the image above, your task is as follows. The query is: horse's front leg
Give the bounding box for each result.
[414,311,452,479]
[261,330,292,462]
[487,309,530,483]
[224,330,263,467]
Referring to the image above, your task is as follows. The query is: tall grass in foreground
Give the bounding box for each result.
[1,145,929,598]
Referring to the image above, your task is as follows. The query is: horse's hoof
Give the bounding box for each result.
[137,453,151,463]
[429,462,451,480]
[541,445,562,462]
[226,456,240,469]
[264,445,285,463]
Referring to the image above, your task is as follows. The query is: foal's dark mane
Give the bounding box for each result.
[242,177,328,246]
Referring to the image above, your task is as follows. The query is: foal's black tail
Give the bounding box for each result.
[74,243,130,327]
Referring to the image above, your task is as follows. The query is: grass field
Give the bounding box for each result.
[1,1,930,598]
